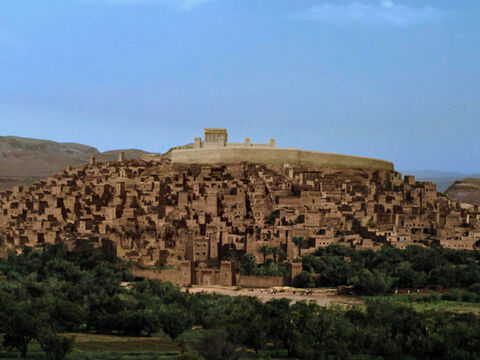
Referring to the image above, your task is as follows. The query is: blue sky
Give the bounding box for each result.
[1,0,479,173]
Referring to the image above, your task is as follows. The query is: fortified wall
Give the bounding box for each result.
[170,128,394,171]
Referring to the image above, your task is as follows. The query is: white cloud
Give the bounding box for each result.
[294,1,444,27]
[81,0,213,11]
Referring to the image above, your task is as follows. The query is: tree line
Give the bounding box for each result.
[0,243,480,359]
[295,244,480,296]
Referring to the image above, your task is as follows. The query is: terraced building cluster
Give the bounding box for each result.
[0,156,479,285]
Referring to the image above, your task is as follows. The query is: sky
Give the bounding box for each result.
[0,0,479,173]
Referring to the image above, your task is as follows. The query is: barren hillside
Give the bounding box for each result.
[0,136,150,189]
[445,178,480,205]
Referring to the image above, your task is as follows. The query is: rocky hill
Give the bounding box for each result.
[0,136,150,190]
[400,170,475,192]
[445,178,480,205]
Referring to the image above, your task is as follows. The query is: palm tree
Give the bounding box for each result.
[270,246,282,263]
[270,246,280,264]
[293,236,308,258]
[258,244,272,264]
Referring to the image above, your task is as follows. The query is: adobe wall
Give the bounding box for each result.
[131,262,193,286]
[290,262,303,281]
[170,148,393,171]
[172,148,298,166]
[220,261,236,286]
[195,269,220,286]
[237,275,289,288]
[298,151,393,171]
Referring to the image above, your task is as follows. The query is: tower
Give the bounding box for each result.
[118,151,125,162]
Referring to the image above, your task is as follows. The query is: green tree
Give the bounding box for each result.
[270,246,283,263]
[395,263,425,289]
[118,309,161,336]
[293,236,308,258]
[160,305,191,339]
[194,330,237,360]
[313,309,356,359]
[257,245,272,264]
[294,271,315,288]
[1,302,40,358]
[264,298,292,354]
[220,297,267,354]
[37,330,75,360]
[351,269,392,295]
[288,301,320,359]
[238,254,257,275]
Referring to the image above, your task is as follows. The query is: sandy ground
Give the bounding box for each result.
[182,286,363,307]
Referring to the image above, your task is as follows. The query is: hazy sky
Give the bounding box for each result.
[1,0,479,173]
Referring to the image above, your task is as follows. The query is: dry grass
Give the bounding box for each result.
[66,333,180,353]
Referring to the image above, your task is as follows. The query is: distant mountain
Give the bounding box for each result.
[445,178,480,205]
[400,169,479,193]
[400,170,468,179]
[0,136,151,190]
[96,149,152,163]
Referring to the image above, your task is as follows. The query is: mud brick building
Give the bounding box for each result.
[0,135,479,286]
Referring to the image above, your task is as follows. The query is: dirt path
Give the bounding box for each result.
[182,286,363,306]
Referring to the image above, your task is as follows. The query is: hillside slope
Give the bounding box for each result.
[445,178,480,205]
[400,170,472,192]
[0,136,150,189]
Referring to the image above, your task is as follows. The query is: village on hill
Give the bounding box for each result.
[0,134,478,287]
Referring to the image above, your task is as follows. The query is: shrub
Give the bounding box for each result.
[351,269,392,295]
[461,291,480,303]
[37,331,75,360]
[194,330,237,360]
[468,283,480,295]
[442,288,463,301]
[294,271,315,288]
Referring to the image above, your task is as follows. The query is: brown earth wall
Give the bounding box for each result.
[237,275,289,288]
[171,148,393,171]
[131,268,191,286]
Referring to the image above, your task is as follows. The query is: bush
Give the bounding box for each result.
[461,291,480,303]
[1,301,40,358]
[294,271,315,288]
[118,309,161,336]
[160,305,192,339]
[194,330,237,360]
[442,289,463,302]
[351,269,392,295]
[468,283,480,295]
[238,254,257,275]
[37,331,75,360]
[421,292,441,303]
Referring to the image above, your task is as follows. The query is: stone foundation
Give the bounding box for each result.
[170,148,394,171]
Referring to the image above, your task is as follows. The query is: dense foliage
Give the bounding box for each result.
[300,244,480,295]
[238,252,290,277]
[0,244,480,359]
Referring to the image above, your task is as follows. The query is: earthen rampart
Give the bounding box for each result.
[131,262,193,286]
[171,148,394,171]
[237,275,289,288]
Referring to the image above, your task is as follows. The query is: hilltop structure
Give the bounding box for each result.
[169,128,394,171]
[0,157,479,286]
[0,130,478,286]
